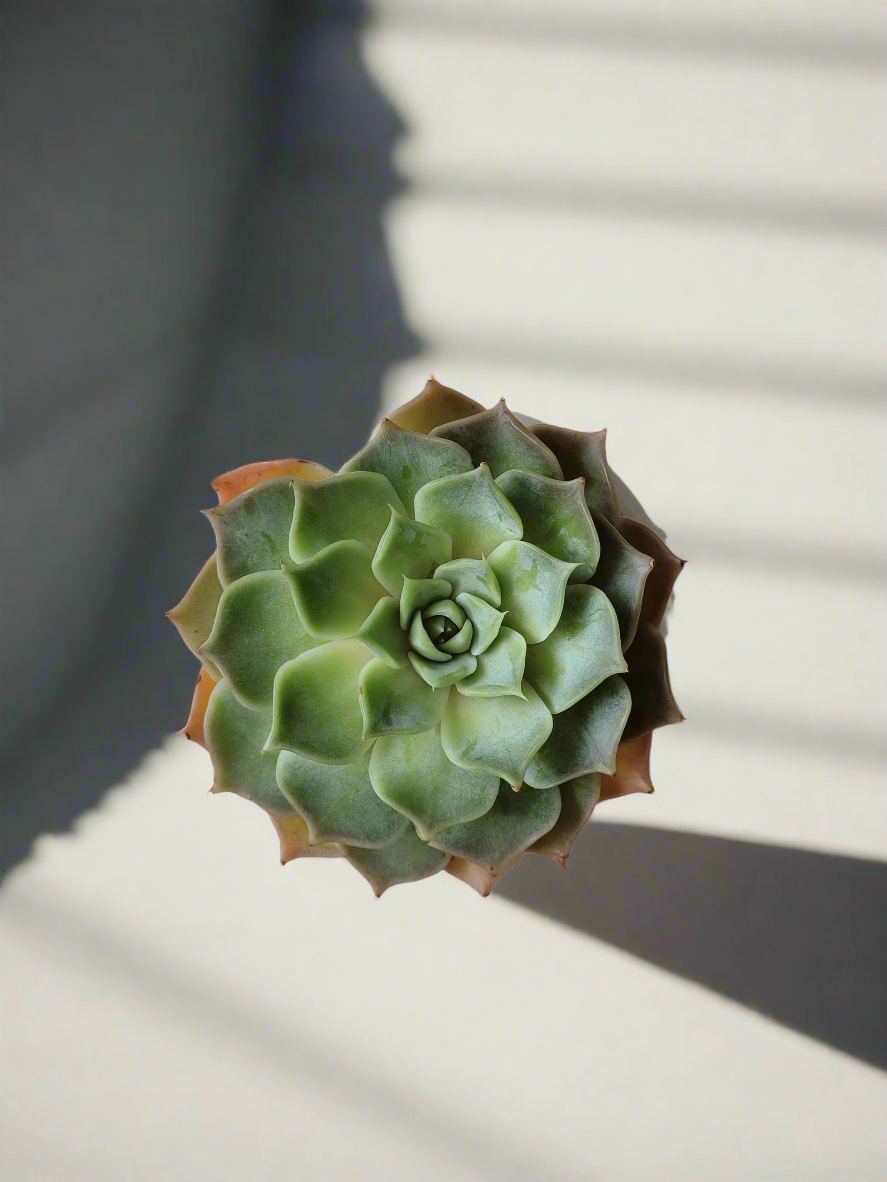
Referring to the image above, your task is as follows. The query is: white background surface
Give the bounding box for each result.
[4,2,886,1178]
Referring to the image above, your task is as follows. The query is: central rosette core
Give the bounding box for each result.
[409,598,473,661]
[395,564,511,693]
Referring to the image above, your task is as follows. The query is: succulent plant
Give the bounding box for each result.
[169,380,683,895]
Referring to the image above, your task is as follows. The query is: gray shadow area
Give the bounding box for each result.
[500,825,887,1073]
[1,0,418,873]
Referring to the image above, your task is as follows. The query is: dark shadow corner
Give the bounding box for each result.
[1,0,419,876]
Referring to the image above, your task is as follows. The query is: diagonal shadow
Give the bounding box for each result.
[500,823,887,1072]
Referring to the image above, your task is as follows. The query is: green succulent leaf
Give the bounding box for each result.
[524,675,631,788]
[529,774,600,863]
[399,576,453,630]
[414,465,523,560]
[441,680,552,788]
[358,658,450,739]
[495,471,600,582]
[408,651,477,689]
[341,825,450,896]
[432,400,564,480]
[207,476,297,586]
[290,472,405,562]
[204,682,294,813]
[340,417,474,514]
[590,510,654,650]
[524,585,627,714]
[201,570,321,708]
[276,748,407,849]
[284,540,385,640]
[385,378,485,435]
[622,621,684,741]
[529,423,619,523]
[409,612,451,662]
[486,540,577,645]
[167,552,223,679]
[455,592,506,655]
[430,782,562,875]
[371,508,453,597]
[433,557,501,607]
[618,518,685,629]
[423,598,465,628]
[267,640,372,764]
[456,626,526,698]
[438,619,474,654]
[369,726,500,840]
[357,596,409,669]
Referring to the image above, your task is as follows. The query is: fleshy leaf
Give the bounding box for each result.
[524,584,627,714]
[167,552,224,679]
[529,774,600,864]
[213,458,332,504]
[433,557,501,607]
[446,857,499,897]
[599,732,654,801]
[358,659,450,738]
[455,592,505,655]
[619,518,685,628]
[201,570,321,708]
[204,682,294,813]
[268,812,341,864]
[206,477,296,586]
[529,423,619,522]
[289,471,405,562]
[409,651,477,689]
[439,620,474,654]
[456,626,526,698]
[179,667,217,749]
[369,726,500,840]
[267,640,372,764]
[399,576,453,630]
[284,541,385,640]
[357,596,409,669]
[486,540,577,645]
[524,675,631,788]
[422,598,465,628]
[432,400,563,480]
[590,511,653,650]
[371,508,453,597]
[495,471,600,582]
[430,782,562,874]
[340,417,474,514]
[385,377,485,435]
[622,622,684,741]
[341,825,450,895]
[441,680,552,788]
[409,613,451,662]
[276,748,407,848]
[414,465,523,560]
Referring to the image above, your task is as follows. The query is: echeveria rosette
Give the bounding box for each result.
[168,379,684,895]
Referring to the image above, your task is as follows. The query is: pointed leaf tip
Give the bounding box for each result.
[386,379,485,435]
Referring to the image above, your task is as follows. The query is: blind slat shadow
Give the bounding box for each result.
[435,335,887,408]
[415,175,887,241]
[501,824,887,1072]
[370,1,887,71]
